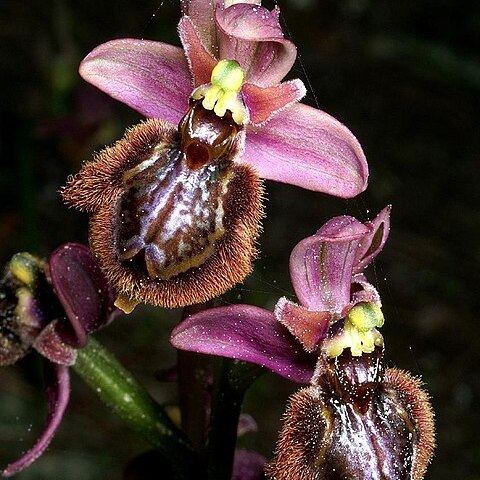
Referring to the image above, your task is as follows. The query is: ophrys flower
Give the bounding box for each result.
[63,0,369,312]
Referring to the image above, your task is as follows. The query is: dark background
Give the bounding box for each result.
[0,0,479,478]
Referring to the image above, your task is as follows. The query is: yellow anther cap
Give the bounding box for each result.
[9,253,44,289]
[190,59,247,125]
[211,60,245,92]
[346,302,384,332]
[323,303,385,358]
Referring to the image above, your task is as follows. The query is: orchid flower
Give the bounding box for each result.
[79,0,368,196]
[0,244,116,477]
[62,0,368,312]
[170,207,391,383]
[171,207,435,480]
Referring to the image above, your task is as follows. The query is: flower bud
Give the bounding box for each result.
[0,253,51,365]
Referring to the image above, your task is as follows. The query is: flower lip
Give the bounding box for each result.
[267,359,435,480]
[63,119,263,310]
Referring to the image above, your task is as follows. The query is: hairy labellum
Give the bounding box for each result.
[62,102,263,310]
[267,348,435,480]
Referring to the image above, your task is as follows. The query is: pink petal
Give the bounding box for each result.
[243,103,369,197]
[170,305,315,383]
[49,243,117,348]
[241,79,306,126]
[274,297,332,352]
[289,216,372,315]
[79,39,192,124]
[178,16,217,87]
[32,321,77,366]
[2,364,70,477]
[215,3,297,85]
[180,0,218,57]
[353,206,392,274]
[349,274,382,314]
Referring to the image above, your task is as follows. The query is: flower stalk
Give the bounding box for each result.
[73,337,197,479]
[207,359,264,480]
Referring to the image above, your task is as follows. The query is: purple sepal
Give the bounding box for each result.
[170,305,315,383]
[242,103,369,197]
[49,243,117,347]
[353,205,392,274]
[215,3,297,86]
[79,39,191,124]
[1,363,70,477]
[289,216,371,315]
[232,449,267,480]
[32,321,77,366]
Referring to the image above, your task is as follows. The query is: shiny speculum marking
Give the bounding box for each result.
[116,102,238,280]
[116,143,231,280]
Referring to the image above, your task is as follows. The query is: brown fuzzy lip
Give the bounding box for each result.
[266,353,435,480]
[62,118,264,309]
[384,369,436,480]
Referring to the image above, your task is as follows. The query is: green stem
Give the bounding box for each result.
[178,303,213,452]
[178,350,212,450]
[73,337,197,479]
[207,359,265,480]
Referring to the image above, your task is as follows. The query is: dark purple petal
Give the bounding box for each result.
[79,39,192,124]
[242,79,305,125]
[353,206,392,274]
[32,321,77,366]
[233,449,266,480]
[289,216,371,315]
[49,243,117,347]
[178,16,217,87]
[242,103,368,197]
[170,305,315,383]
[274,297,332,352]
[215,3,297,86]
[2,364,70,477]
